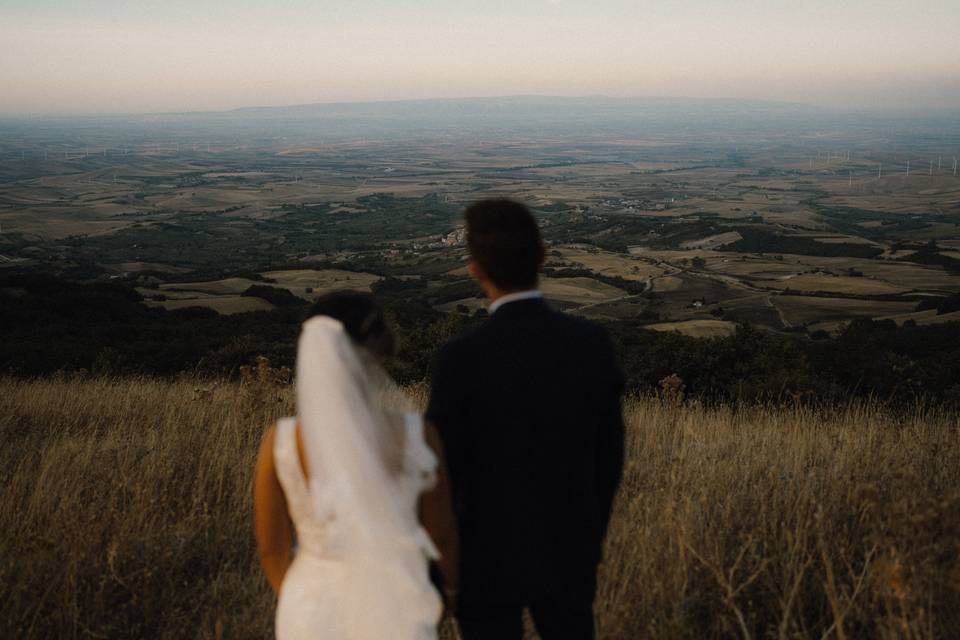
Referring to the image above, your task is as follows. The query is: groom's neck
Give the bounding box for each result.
[485,284,540,306]
[486,286,525,305]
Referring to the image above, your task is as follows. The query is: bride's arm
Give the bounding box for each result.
[253,424,294,595]
[420,420,460,604]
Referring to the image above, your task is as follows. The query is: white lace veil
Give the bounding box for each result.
[296,316,435,636]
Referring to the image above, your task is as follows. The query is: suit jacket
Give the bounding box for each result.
[426,297,625,604]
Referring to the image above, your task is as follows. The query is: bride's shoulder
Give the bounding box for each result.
[257,417,296,459]
[404,413,439,484]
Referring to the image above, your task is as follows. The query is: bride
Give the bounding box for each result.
[253,291,459,639]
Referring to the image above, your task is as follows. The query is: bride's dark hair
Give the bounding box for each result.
[304,290,396,359]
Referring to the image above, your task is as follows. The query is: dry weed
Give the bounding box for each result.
[1,377,958,639]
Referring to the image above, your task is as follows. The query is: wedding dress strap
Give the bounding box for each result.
[404,413,437,492]
[273,417,312,516]
[403,413,440,561]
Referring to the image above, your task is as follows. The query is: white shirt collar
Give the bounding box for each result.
[488,290,544,315]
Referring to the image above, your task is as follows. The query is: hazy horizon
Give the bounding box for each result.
[2,0,960,117]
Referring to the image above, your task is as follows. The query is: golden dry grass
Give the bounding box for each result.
[2,377,959,639]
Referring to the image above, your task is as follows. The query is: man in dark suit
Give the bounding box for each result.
[426,199,625,640]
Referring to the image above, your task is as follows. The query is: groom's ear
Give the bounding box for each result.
[468,261,484,283]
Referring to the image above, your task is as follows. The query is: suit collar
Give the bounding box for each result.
[488,296,549,320]
[488,290,544,315]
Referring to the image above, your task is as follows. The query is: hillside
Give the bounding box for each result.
[2,376,958,638]
[4,275,960,407]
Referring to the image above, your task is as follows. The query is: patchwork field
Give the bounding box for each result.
[2,123,958,332]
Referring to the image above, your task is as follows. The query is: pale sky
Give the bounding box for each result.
[2,0,959,116]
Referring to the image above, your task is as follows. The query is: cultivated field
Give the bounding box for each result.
[644,319,738,338]
[771,297,917,328]
[2,376,958,639]
[144,269,384,312]
[3,124,958,330]
[146,295,274,315]
[538,276,627,305]
[554,248,664,281]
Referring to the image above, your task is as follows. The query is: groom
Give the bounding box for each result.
[427,199,625,640]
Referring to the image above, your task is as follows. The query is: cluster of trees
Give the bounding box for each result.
[722,228,884,259]
[541,267,647,295]
[605,319,960,406]
[0,273,464,385]
[916,293,960,315]
[906,243,960,274]
[240,285,305,307]
[3,274,958,407]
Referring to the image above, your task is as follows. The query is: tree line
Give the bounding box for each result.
[2,273,958,407]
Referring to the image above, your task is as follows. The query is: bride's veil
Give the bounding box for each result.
[297,315,412,545]
[296,315,428,634]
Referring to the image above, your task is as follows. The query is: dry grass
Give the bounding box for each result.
[2,377,959,639]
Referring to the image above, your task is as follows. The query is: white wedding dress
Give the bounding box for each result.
[273,317,442,640]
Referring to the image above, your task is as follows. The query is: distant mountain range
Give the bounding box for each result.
[5,95,957,142]
[229,94,819,117]
[129,94,823,139]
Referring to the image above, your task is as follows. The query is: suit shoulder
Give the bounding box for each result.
[550,309,611,341]
[435,322,485,360]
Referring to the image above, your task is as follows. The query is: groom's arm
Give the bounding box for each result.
[593,331,626,547]
[425,341,468,503]
[595,392,624,544]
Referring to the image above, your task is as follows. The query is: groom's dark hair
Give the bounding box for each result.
[305,290,396,359]
[465,199,544,291]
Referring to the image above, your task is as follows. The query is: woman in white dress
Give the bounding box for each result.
[253,292,459,640]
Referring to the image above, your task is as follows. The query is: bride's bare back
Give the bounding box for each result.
[252,316,458,640]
